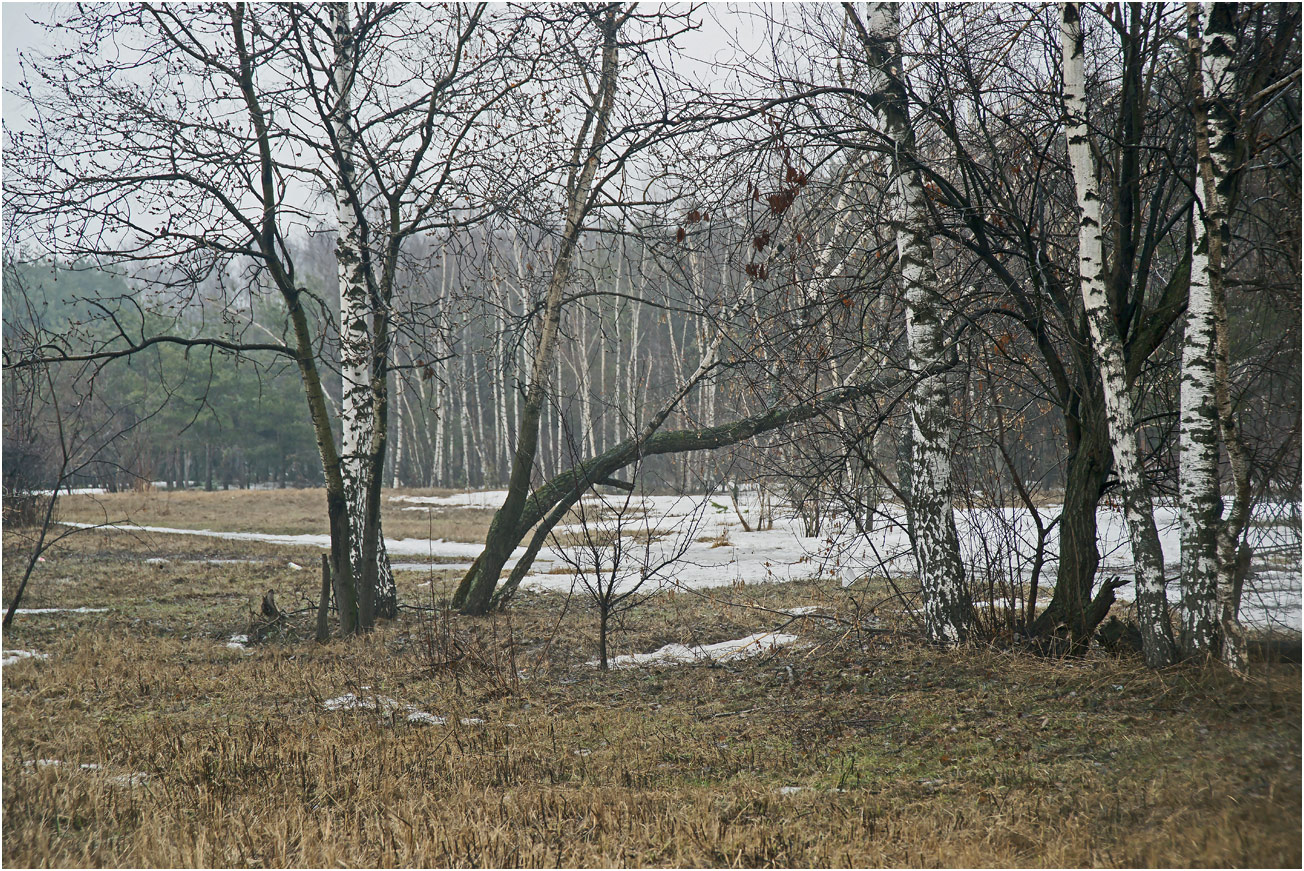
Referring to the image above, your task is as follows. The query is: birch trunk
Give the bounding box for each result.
[1180,3,1225,660]
[329,2,392,629]
[391,371,405,488]
[1193,1,1250,669]
[849,2,970,643]
[1061,1,1176,667]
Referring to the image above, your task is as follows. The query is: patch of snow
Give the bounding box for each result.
[324,691,485,728]
[11,607,109,615]
[287,561,304,571]
[20,759,149,787]
[783,606,821,616]
[108,772,150,787]
[145,557,169,566]
[777,786,807,795]
[322,693,403,714]
[225,635,251,652]
[392,561,487,573]
[599,632,800,669]
[189,558,265,565]
[391,490,510,509]
[2,650,49,666]
[405,711,447,726]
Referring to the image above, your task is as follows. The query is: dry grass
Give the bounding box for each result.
[3,497,1301,868]
[55,487,496,543]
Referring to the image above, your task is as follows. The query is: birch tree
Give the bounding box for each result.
[287,1,531,624]
[326,2,389,626]
[1060,1,1176,668]
[1185,1,1257,667]
[845,2,972,643]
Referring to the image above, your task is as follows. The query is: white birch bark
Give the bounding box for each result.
[392,369,405,488]
[1179,163,1221,657]
[1194,1,1249,669]
[854,2,970,643]
[459,333,474,486]
[494,276,510,483]
[1060,1,1175,666]
[329,2,389,623]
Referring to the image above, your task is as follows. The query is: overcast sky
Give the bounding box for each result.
[3,2,58,128]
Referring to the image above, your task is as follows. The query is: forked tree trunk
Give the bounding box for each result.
[1061,1,1176,667]
[848,1,971,643]
[1031,386,1113,642]
[455,8,622,615]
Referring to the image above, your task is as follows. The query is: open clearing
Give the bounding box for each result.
[3,488,1301,867]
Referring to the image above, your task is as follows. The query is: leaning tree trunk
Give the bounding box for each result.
[1061,1,1176,667]
[488,375,910,607]
[1193,0,1250,669]
[849,1,971,643]
[455,9,621,615]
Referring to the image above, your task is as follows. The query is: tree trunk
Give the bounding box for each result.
[848,2,971,643]
[1179,7,1223,658]
[455,9,622,615]
[231,5,356,634]
[1193,0,1250,669]
[1061,1,1175,667]
[330,2,382,630]
[1031,387,1112,642]
[488,373,916,607]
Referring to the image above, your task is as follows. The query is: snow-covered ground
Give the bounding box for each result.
[61,492,1301,630]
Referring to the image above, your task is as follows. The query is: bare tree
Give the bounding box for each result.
[1061,1,1177,667]
[844,2,972,643]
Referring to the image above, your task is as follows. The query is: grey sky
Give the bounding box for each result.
[2,2,59,129]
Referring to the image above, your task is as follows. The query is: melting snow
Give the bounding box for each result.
[322,692,483,727]
[11,607,109,615]
[323,692,403,713]
[62,493,1300,629]
[20,759,149,786]
[405,711,446,726]
[2,650,49,666]
[61,521,497,559]
[598,632,800,669]
[391,490,510,509]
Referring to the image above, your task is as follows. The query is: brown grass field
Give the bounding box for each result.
[2,488,1300,867]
